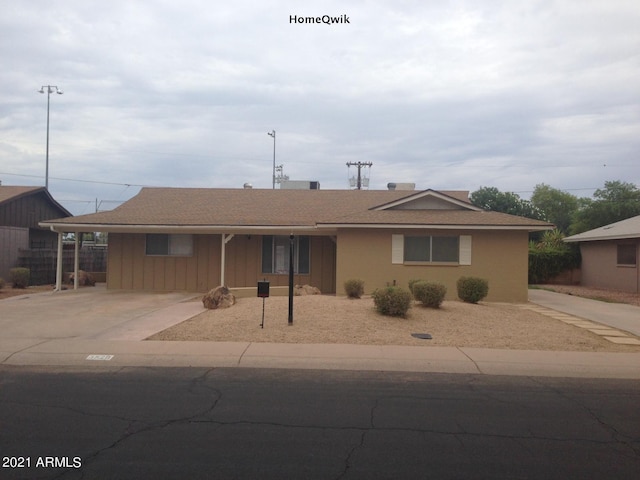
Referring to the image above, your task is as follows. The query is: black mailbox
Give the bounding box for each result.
[257,280,270,298]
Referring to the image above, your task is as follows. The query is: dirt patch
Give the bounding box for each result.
[148,295,640,352]
[0,284,55,300]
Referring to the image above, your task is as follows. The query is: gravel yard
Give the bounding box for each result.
[148,291,640,352]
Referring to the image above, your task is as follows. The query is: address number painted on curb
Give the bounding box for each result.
[86,354,114,361]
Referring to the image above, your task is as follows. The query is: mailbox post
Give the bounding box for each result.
[258,280,269,328]
[288,235,294,325]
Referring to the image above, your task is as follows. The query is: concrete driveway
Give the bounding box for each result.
[1,285,639,378]
[528,289,640,337]
[0,284,204,341]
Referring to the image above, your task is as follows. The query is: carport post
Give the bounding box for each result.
[73,232,79,290]
[55,232,63,291]
[220,234,235,286]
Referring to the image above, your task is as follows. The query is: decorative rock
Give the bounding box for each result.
[202,285,236,309]
[68,270,96,286]
[294,284,321,296]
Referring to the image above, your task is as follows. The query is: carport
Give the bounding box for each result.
[39,223,246,292]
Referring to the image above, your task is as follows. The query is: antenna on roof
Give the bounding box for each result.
[347,162,372,190]
[274,165,289,187]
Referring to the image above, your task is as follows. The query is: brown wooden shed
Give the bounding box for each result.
[0,186,72,280]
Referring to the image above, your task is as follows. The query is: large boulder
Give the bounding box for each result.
[202,285,236,309]
[68,270,95,286]
[294,284,321,296]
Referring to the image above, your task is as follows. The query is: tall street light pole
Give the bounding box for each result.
[267,130,276,189]
[39,85,63,190]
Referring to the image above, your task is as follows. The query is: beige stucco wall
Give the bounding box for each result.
[107,233,336,293]
[335,228,530,302]
[107,230,531,300]
[579,240,639,293]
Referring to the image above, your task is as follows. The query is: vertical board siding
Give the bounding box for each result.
[0,191,68,229]
[106,233,336,293]
[0,226,29,279]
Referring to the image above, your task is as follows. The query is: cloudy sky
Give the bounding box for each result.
[1,0,638,215]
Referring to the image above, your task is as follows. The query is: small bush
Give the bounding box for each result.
[407,278,422,296]
[372,286,412,317]
[456,276,489,304]
[412,281,447,308]
[9,268,30,289]
[0,277,5,289]
[344,279,365,298]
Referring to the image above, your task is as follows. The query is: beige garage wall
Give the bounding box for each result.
[580,241,639,293]
[335,228,529,302]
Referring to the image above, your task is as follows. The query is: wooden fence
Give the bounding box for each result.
[18,246,108,285]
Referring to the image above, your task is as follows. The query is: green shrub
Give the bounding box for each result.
[9,268,30,289]
[372,286,412,317]
[344,279,365,298]
[456,276,489,304]
[408,278,422,296]
[412,281,447,308]
[528,242,581,284]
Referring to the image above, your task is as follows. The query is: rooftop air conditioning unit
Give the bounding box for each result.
[280,180,320,190]
[387,182,416,191]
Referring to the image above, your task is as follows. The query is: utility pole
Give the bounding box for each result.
[346,161,373,190]
[267,130,276,189]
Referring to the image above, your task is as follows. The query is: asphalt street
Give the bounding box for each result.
[1,366,639,480]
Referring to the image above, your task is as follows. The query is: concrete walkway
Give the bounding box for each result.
[528,289,640,336]
[1,287,639,379]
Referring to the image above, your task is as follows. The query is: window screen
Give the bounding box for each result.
[262,235,310,274]
[404,236,459,263]
[145,234,193,256]
[432,236,459,262]
[617,244,637,266]
[404,236,430,262]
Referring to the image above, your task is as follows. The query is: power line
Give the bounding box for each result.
[0,172,152,188]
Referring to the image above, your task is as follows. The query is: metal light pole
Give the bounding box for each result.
[39,85,63,190]
[267,130,276,189]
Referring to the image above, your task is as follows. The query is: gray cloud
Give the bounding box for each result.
[1,0,638,214]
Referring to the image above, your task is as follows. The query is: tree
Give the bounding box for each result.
[570,180,640,234]
[530,184,579,234]
[470,186,545,220]
[528,229,580,283]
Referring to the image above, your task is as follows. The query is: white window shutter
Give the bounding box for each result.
[459,235,472,265]
[391,235,404,264]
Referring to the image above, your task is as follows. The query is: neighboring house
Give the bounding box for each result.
[0,185,72,280]
[40,187,553,302]
[564,215,640,293]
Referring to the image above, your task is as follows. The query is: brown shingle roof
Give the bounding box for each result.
[0,186,44,204]
[320,209,551,227]
[0,185,72,217]
[40,187,553,231]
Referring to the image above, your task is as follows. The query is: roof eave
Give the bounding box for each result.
[317,223,554,231]
[39,222,320,234]
[564,233,640,243]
